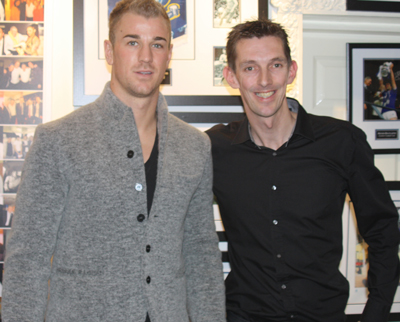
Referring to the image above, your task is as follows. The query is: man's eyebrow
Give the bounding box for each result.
[154,36,167,42]
[123,34,167,42]
[124,34,140,40]
[240,57,287,65]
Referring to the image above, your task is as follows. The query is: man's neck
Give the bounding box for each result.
[248,107,297,151]
[111,86,159,163]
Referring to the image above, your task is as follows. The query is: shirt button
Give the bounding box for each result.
[135,183,143,191]
[272,185,277,190]
[146,276,151,284]
[277,254,282,258]
[137,214,145,222]
[290,315,295,319]
[273,220,278,225]
[272,152,277,156]
[146,245,151,253]
[281,284,286,289]
[127,150,134,158]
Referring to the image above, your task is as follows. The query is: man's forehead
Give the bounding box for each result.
[117,12,169,33]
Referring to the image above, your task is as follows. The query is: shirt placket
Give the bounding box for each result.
[268,148,297,319]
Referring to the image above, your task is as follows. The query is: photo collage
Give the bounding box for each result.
[0,0,45,284]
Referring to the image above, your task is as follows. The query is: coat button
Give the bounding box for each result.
[137,214,145,222]
[127,150,134,158]
[146,245,151,253]
[146,276,151,284]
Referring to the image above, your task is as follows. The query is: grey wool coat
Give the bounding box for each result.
[2,83,226,322]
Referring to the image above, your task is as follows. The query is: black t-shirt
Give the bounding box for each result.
[145,131,158,214]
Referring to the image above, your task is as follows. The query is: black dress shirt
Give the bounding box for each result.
[206,98,399,322]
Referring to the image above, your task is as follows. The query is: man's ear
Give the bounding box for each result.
[288,60,298,85]
[223,66,240,89]
[104,40,114,66]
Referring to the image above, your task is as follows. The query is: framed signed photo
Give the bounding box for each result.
[347,43,400,154]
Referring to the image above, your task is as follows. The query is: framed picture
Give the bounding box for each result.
[347,43,400,154]
[73,0,267,107]
[213,46,228,87]
[213,0,240,29]
[347,0,400,13]
[345,186,400,317]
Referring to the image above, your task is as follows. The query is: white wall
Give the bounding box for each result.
[50,0,74,121]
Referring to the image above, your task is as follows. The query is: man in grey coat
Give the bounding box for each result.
[2,1,226,321]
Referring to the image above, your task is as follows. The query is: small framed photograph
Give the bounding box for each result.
[3,160,23,193]
[2,125,36,159]
[213,0,240,28]
[0,195,16,228]
[3,0,45,22]
[347,43,400,153]
[0,57,43,91]
[0,91,43,125]
[213,46,228,87]
[0,22,44,57]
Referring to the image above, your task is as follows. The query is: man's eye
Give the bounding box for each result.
[128,41,138,46]
[153,44,163,49]
[245,66,254,71]
[273,63,282,68]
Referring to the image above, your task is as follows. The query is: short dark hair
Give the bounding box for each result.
[226,19,292,72]
[109,0,171,46]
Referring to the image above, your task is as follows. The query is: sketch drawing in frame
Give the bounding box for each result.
[213,0,240,28]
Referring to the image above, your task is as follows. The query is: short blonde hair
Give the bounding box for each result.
[109,0,171,46]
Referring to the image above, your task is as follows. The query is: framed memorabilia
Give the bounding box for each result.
[213,46,228,86]
[345,187,400,317]
[73,0,267,107]
[213,0,240,29]
[347,0,400,13]
[347,43,400,154]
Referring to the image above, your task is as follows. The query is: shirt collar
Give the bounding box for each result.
[231,98,315,146]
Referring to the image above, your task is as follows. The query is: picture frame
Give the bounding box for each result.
[73,0,268,107]
[344,185,400,318]
[347,0,400,13]
[213,0,241,29]
[347,43,400,154]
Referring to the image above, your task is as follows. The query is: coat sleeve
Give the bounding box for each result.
[347,129,400,322]
[2,125,68,322]
[182,143,226,322]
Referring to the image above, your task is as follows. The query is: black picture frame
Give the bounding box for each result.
[73,0,267,107]
[347,43,400,154]
[347,0,400,13]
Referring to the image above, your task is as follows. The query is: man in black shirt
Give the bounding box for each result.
[206,19,399,322]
